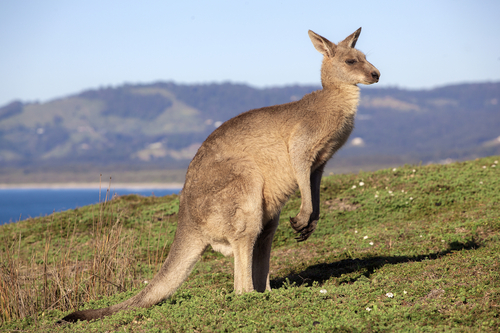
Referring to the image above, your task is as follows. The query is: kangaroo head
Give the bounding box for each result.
[309,28,380,88]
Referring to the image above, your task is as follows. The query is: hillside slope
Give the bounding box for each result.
[0,156,499,331]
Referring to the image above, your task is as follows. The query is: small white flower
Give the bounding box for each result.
[392,168,397,172]
[320,289,327,294]
[412,169,416,173]
[480,181,483,185]
[366,307,372,312]
[493,165,496,168]
[359,182,365,186]
[420,235,423,238]
[374,194,379,198]
[363,236,368,240]
[495,161,498,164]
[441,239,445,243]
[401,190,405,193]
[355,230,358,234]
[482,166,487,169]
[403,290,407,294]
[386,292,394,298]
[352,185,357,189]
[388,191,393,194]
[410,197,413,200]
[369,241,374,246]
[143,281,149,284]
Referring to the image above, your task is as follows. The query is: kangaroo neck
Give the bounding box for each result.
[318,83,360,116]
[321,82,360,94]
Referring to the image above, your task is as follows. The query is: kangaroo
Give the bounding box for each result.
[60,27,380,322]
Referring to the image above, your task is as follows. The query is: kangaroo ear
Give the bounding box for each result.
[308,30,336,58]
[339,27,362,48]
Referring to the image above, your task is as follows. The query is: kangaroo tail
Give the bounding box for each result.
[59,227,206,322]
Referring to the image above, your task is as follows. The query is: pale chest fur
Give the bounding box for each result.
[312,85,360,167]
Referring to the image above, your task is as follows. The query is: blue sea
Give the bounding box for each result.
[0,188,181,225]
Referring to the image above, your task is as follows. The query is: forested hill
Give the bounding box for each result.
[0,81,499,169]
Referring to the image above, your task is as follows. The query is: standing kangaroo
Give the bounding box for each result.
[61,27,380,322]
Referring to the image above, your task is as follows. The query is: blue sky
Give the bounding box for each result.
[1,0,499,106]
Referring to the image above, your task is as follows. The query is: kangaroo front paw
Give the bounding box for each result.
[295,219,318,242]
[289,215,318,242]
[289,216,308,233]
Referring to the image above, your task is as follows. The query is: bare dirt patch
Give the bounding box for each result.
[324,199,360,212]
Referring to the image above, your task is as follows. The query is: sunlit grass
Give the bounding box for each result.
[1,156,499,332]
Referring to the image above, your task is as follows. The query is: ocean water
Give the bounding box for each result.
[0,188,180,225]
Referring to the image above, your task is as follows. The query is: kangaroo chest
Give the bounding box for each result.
[312,109,356,170]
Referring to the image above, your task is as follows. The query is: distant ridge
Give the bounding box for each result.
[0,81,499,169]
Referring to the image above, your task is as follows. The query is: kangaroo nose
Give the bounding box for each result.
[371,71,380,81]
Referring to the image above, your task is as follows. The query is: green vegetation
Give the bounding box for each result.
[1,156,499,332]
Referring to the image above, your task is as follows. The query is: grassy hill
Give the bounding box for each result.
[0,156,499,331]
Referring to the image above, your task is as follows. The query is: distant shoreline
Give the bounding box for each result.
[0,183,184,190]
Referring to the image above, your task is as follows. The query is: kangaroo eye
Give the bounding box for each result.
[345,59,357,65]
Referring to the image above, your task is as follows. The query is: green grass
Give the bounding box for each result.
[1,156,499,332]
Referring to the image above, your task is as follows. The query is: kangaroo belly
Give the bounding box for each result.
[210,241,233,257]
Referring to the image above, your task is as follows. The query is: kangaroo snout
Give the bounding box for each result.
[364,68,380,84]
[371,71,380,81]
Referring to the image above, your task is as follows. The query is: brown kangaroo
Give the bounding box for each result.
[60,27,380,322]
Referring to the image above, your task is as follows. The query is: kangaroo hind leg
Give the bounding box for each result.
[252,213,280,292]
[232,233,258,294]
[228,181,266,294]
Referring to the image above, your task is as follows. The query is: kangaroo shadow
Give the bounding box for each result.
[270,239,480,289]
